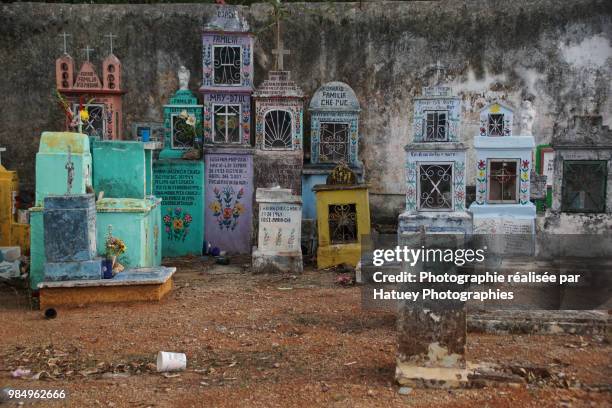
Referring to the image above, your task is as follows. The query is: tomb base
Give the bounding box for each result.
[398,211,473,235]
[470,203,536,234]
[252,248,303,274]
[317,243,362,270]
[43,259,102,281]
[37,266,175,308]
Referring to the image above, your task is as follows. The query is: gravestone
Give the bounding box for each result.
[312,163,370,269]
[153,67,205,257]
[56,34,124,139]
[252,188,303,274]
[202,6,255,254]
[43,194,102,281]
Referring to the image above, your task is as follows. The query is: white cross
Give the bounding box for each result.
[82,45,94,62]
[59,32,71,54]
[433,60,446,85]
[105,33,117,54]
[271,10,290,70]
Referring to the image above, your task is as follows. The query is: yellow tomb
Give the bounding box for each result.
[313,164,370,269]
[0,161,30,253]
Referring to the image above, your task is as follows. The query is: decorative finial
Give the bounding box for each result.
[520,99,536,136]
[432,60,446,86]
[104,33,117,55]
[178,65,190,91]
[82,45,94,62]
[59,32,71,55]
[65,146,75,195]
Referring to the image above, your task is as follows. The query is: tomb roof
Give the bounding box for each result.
[553,115,612,148]
[203,6,250,33]
[309,81,360,112]
[253,71,304,99]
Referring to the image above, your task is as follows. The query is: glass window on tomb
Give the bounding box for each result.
[562,160,607,213]
[424,111,448,141]
[264,110,293,149]
[213,104,241,143]
[487,160,519,203]
[73,103,106,139]
[488,113,505,136]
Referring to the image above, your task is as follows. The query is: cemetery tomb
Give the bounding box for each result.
[153,67,205,257]
[543,115,612,237]
[92,140,162,269]
[30,132,93,291]
[313,163,370,269]
[252,187,303,274]
[55,34,124,140]
[398,82,471,236]
[468,101,536,235]
[304,81,363,221]
[202,6,255,255]
[0,153,30,253]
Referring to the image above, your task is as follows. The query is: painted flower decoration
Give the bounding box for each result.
[173,219,184,230]
[223,207,233,219]
[163,215,171,223]
[210,201,221,214]
[522,160,530,168]
[184,214,192,223]
[478,160,486,169]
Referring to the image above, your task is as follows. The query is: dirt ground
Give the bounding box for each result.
[0,257,610,407]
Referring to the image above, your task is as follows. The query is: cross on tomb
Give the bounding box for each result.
[65,146,75,195]
[82,45,94,62]
[271,10,290,70]
[105,33,117,55]
[59,32,71,55]
[432,60,446,85]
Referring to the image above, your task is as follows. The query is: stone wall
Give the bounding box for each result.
[1,1,611,224]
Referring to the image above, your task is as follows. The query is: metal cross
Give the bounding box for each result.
[105,33,117,54]
[59,32,71,54]
[271,11,290,70]
[65,146,75,195]
[82,45,94,62]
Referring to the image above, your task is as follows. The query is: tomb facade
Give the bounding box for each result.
[56,33,124,140]
[468,101,536,235]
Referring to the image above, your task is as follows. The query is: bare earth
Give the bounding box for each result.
[1,257,610,407]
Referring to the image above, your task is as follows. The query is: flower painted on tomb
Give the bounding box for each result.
[478,160,486,169]
[522,160,530,169]
[163,207,193,242]
[478,169,486,178]
[210,186,245,231]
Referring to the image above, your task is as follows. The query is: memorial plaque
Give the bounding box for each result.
[258,202,301,253]
[153,161,205,257]
[205,152,253,254]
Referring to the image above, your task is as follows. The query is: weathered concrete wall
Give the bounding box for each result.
[1,1,611,224]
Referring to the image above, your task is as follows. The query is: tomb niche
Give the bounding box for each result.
[304,82,362,226]
[153,67,205,257]
[312,163,370,269]
[55,33,124,140]
[201,6,254,254]
[468,101,537,236]
[544,115,612,236]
